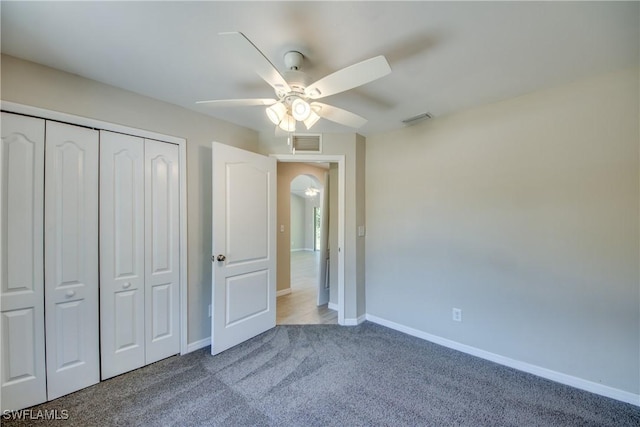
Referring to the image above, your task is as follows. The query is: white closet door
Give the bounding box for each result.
[144,139,180,363]
[100,131,145,379]
[0,113,47,411]
[44,121,99,400]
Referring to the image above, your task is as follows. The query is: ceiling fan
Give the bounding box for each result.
[197,32,392,133]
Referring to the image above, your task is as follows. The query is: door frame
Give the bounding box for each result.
[271,154,345,325]
[0,101,189,355]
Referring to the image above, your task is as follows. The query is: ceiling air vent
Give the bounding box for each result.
[402,112,432,126]
[292,134,322,153]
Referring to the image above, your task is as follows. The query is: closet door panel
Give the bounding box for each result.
[99,131,145,379]
[145,139,180,363]
[0,112,47,410]
[44,121,99,400]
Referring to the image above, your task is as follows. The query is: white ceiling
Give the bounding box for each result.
[1,2,638,136]
[291,174,322,199]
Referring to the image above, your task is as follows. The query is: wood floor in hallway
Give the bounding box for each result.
[276,250,338,325]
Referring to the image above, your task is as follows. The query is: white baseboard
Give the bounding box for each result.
[186,337,211,353]
[344,314,367,326]
[276,288,292,297]
[365,314,640,407]
[328,302,338,311]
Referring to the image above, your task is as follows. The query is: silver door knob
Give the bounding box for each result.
[216,254,226,262]
[65,290,75,298]
[123,282,131,289]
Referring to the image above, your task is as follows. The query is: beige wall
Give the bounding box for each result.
[261,134,367,321]
[290,194,306,251]
[366,68,639,394]
[275,163,327,292]
[304,196,321,251]
[0,54,259,345]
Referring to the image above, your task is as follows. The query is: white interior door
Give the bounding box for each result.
[0,112,47,411]
[44,121,99,400]
[211,142,276,355]
[144,139,180,363]
[100,131,145,379]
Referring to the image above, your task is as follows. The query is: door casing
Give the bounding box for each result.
[272,154,345,325]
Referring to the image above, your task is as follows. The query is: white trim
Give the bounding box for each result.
[0,112,4,406]
[328,302,338,311]
[365,314,640,407]
[178,135,188,355]
[344,315,366,326]
[1,101,190,357]
[186,337,211,353]
[337,158,345,326]
[271,154,346,326]
[1,101,184,145]
[276,288,292,297]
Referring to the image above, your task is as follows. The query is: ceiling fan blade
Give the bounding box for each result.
[312,102,367,128]
[305,55,391,100]
[220,32,291,94]
[196,98,276,107]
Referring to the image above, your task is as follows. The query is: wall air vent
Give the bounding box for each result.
[292,134,322,153]
[402,112,432,126]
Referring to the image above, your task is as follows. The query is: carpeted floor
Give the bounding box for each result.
[3,322,639,426]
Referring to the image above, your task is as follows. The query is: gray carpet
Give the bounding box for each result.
[3,322,639,426]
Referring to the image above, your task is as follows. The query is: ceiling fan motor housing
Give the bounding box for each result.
[284,51,304,70]
[278,51,309,97]
[281,70,309,97]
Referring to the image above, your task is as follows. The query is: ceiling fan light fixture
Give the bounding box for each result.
[291,98,311,121]
[200,33,391,138]
[303,110,321,129]
[266,102,287,125]
[305,187,319,197]
[278,114,296,132]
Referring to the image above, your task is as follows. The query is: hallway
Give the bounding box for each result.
[276,251,337,325]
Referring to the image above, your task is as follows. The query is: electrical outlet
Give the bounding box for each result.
[452,308,462,322]
[208,304,212,318]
